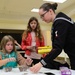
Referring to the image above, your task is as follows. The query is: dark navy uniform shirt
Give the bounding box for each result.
[40,12,75,66]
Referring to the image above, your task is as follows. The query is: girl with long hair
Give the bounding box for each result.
[21,17,45,65]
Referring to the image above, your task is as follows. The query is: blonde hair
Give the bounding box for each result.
[1,35,16,53]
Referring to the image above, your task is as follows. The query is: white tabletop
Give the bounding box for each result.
[0,67,75,75]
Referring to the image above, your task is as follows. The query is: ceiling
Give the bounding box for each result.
[0,0,75,24]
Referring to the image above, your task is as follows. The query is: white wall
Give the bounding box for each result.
[0,21,51,30]
[0,20,52,46]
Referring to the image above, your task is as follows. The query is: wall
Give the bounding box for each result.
[0,20,52,46]
[0,20,52,30]
[43,30,52,46]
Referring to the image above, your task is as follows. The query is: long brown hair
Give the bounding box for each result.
[39,3,58,13]
[22,17,43,41]
[1,35,16,53]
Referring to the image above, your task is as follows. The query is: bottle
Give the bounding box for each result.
[60,67,71,75]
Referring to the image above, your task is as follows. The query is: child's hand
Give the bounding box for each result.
[27,46,37,52]
[31,46,37,52]
[6,57,16,62]
[27,46,31,49]
[26,58,33,66]
[14,40,18,44]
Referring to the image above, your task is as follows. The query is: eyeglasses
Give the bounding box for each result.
[40,11,48,18]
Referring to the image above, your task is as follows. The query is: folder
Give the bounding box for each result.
[38,46,52,54]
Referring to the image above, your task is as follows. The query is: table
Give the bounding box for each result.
[0,67,75,75]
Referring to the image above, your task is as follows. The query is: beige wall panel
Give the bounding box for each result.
[0,22,51,30]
